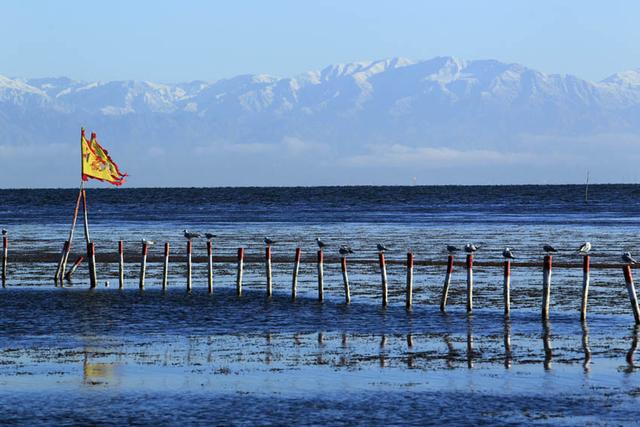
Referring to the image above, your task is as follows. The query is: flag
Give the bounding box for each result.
[81,128,127,186]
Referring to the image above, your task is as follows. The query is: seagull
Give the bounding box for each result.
[578,242,591,255]
[446,245,460,254]
[205,233,217,240]
[339,245,354,256]
[622,252,637,264]
[376,243,388,253]
[183,229,200,240]
[316,238,327,249]
[464,243,479,253]
[142,239,154,245]
[264,237,276,246]
[502,247,516,259]
[543,245,558,254]
[1,229,6,236]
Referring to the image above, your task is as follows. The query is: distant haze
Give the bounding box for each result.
[1,56,640,187]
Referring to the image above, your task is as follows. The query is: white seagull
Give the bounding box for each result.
[339,245,354,256]
[622,252,637,264]
[578,242,591,255]
[502,248,516,259]
[316,238,327,249]
[142,239,155,246]
[183,230,200,240]
[464,243,479,253]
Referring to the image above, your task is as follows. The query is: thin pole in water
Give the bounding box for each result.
[379,252,388,307]
[542,255,553,321]
[504,259,511,318]
[317,250,324,302]
[266,246,273,298]
[186,240,192,292]
[580,255,591,322]
[139,241,148,290]
[466,254,474,313]
[584,170,590,203]
[162,242,170,290]
[341,256,351,304]
[118,240,124,289]
[623,265,640,324]
[406,252,414,310]
[292,247,301,300]
[207,240,214,294]
[236,248,244,296]
[64,256,84,281]
[440,254,454,311]
[1,235,7,288]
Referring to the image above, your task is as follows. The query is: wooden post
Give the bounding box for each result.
[162,242,170,290]
[623,265,640,324]
[379,252,388,307]
[1,235,7,288]
[186,240,192,292]
[580,255,590,322]
[207,240,214,294]
[406,252,414,310]
[54,240,69,285]
[466,254,474,312]
[139,241,148,290]
[503,259,511,318]
[118,240,124,289]
[341,256,351,304]
[236,248,244,296]
[266,246,273,297]
[64,256,84,281]
[542,255,553,320]
[292,247,301,300]
[440,255,454,311]
[317,250,324,302]
[87,242,97,289]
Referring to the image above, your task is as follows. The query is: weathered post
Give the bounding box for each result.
[542,255,553,320]
[292,247,301,300]
[87,242,97,289]
[379,252,388,307]
[317,250,324,301]
[236,248,244,296]
[440,255,454,311]
[623,265,640,324]
[580,255,591,322]
[54,240,69,285]
[341,256,351,304]
[162,242,170,290]
[207,240,214,294]
[186,240,192,292]
[503,259,511,318]
[139,240,149,290]
[266,246,273,297]
[64,256,84,281]
[466,254,474,313]
[118,240,124,289]
[406,252,414,310]
[2,234,8,288]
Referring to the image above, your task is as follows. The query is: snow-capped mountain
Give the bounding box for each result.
[1,56,640,186]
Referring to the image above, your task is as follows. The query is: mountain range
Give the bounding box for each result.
[1,56,640,186]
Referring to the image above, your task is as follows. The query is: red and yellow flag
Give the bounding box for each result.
[81,128,127,186]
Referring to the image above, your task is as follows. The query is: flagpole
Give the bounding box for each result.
[79,128,97,288]
[54,188,83,284]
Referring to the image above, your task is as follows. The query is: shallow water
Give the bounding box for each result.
[1,185,640,424]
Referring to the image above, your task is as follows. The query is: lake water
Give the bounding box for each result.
[1,185,639,425]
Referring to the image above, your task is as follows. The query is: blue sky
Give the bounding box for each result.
[1,0,638,82]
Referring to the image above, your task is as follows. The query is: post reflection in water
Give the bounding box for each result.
[406,334,415,368]
[264,332,273,365]
[444,335,456,369]
[316,332,325,365]
[466,316,474,369]
[581,322,591,373]
[504,319,512,369]
[379,334,387,368]
[542,321,553,371]
[626,325,639,371]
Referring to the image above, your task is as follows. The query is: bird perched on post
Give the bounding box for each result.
[502,248,516,259]
[339,245,354,256]
[464,243,478,253]
[142,239,154,246]
[622,252,637,264]
[264,237,276,246]
[316,238,327,249]
[446,245,460,254]
[183,230,200,240]
[1,229,6,236]
[577,242,591,255]
[205,233,217,241]
[376,243,388,253]
[543,245,557,254]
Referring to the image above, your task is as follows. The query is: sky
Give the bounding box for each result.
[0,0,639,83]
